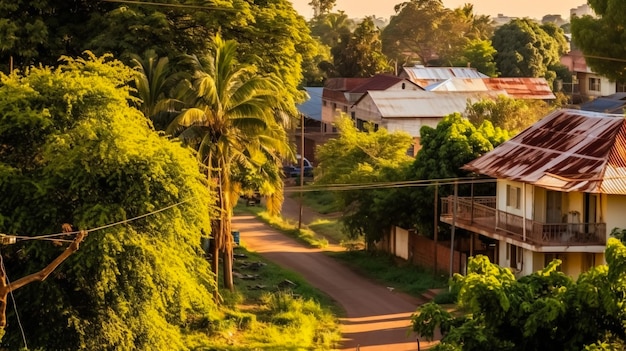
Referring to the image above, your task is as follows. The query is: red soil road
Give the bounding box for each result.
[233,197,438,350]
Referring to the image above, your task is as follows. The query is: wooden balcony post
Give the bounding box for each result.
[433,182,439,276]
[449,181,458,278]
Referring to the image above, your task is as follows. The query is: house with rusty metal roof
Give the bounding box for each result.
[440,108,626,277]
[424,77,555,100]
[399,65,488,88]
[351,89,502,146]
[321,75,421,133]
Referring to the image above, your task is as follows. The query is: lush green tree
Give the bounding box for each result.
[412,238,626,350]
[452,39,498,77]
[331,17,392,77]
[315,116,414,248]
[492,18,568,84]
[454,4,494,41]
[0,0,315,106]
[308,0,336,16]
[571,0,626,81]
[0,53,218,349]
[308,11,354,79]
[465,95,554,134]
[167,35,292,291]
[382,0,486,66]
[408,114,509,237]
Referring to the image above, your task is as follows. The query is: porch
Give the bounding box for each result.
[440,196,606,247]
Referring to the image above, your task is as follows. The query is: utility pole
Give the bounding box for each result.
[298,113,305,230]
[449,181,458,279]
[0,229,86,327]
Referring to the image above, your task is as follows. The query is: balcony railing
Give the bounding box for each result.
[441,196,606,246]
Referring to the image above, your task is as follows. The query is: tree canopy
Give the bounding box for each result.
[571,0,626,81]
[412,238,626,350]
[492,19,568,83]
[381,0,493,67]
[315,116,414,247]
[0,53,218,349]
[408,113,509,236]
[0,0,315,104]
[464,95,554,134]
[330,17,392,77]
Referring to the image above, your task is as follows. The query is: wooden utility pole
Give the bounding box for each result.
[0,230,86,327]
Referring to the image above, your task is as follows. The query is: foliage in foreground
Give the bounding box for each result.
[411,238,626,350]
[211,246,341,350]
[0,54,220,349]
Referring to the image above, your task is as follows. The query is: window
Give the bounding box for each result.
[589,77,601,91]
[617,81,626,93]
[509,244,523,270]
[506,184,521,209]
[343,106,348,113]
[322,100,327,106]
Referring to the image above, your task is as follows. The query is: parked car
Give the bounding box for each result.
[283,155,313,178]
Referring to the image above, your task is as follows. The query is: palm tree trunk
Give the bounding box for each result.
[211,220,220,302]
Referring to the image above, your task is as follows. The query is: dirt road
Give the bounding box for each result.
[233,196,435,350]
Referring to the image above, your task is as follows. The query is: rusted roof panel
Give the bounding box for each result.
[324,78,371,91]
[402,66,488,88]
[366,90,503,118]
[350,75,412,93]
[464,109,626,194]
[483,78,556,100]
[426,78,488,92]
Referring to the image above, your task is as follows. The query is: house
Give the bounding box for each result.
[399,65,488,89]
[579,93,626,114]
[294,87,326,164]
[426,77,556,100]
[440,109,626,277]
[560,50,626,103]
[350,90,503,155]
[321,75,421,130]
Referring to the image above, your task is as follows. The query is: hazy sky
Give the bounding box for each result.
[290,0,587,20]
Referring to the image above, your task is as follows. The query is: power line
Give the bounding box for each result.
[100,0,235,11]
[8,198,198,243]
[0,253,28,350]
[283,177,496,193]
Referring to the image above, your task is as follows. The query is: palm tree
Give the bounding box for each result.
[130,50,185,130]
[167,35,292,291]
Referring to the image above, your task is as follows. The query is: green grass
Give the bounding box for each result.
[328,250,448,298]
[296,190,340,214]
[237,203,329,249]
[208,245,342,350]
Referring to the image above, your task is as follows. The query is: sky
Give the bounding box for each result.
[290,0,587,20]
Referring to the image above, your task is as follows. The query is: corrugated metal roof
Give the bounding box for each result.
[324,77,371,91]
[464,109,626,194]
[402,65,488,88]
[580,93,626,114]
[349,75,411,93]
[426,78,488,92]
[365,90,503,118]
[483,78,556,100]
[296,87,323,121]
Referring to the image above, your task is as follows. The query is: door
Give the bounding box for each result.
[546,191,562,223]
[584,193,597,234]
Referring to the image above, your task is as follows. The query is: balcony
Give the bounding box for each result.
[440,196,606,247]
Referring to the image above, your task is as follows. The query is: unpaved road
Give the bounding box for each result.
[233,197,436,350]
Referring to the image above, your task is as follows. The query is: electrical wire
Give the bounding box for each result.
[12,197,198,242]
[100,0,235,11]
[0,252,28,350]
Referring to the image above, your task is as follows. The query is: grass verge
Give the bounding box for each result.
[207,245,342,350]
[236,203,329,249]
[327,250,448,298]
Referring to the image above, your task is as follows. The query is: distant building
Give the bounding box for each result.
[541,14,567,26]
[493,14,518,27]
[570,4,595,18]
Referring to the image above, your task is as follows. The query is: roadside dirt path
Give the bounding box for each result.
[232,196,437,350]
